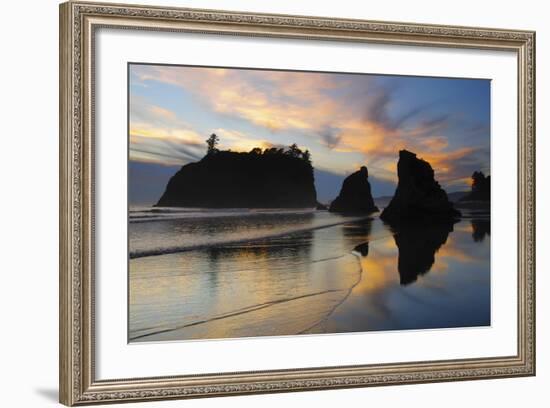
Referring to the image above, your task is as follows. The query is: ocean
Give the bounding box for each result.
[128,206,490,342]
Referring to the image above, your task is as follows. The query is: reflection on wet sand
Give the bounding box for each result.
[471,219,491,242]
[309,216,490,335]
[351,220,456,285]
[129,214,490,341]
[130,230,363,341]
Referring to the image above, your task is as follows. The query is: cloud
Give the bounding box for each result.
[363,86,394,129]
[130,96,181,128]
[129,95,205,165]
[392,104,437,129]
[149,105,177,120]
[467,122,490,134]
[130,134,203,166]
[130,65,489,191]
[132,65,345,133]
[319,126,342,150]
[212,128,274,152]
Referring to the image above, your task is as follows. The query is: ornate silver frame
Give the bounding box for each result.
[59,1,536,405]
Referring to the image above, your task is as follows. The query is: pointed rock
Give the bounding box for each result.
[329,166,379,214]
[380,150,460,223]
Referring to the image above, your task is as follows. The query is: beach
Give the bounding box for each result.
[128,207,490,342]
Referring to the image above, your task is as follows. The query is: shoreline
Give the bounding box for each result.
[129,214,375,259]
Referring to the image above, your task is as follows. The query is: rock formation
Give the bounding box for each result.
[380,150,461,223]
[156,149,317,208]
[328,166,379,214]
[460,171,491,202]
[471,219,491,242]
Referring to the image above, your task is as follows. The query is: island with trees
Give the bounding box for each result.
[156,134,318,208]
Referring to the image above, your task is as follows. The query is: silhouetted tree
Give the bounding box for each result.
[206,133,219,154]
[471,219,491,242]
[466,171,491,201]
[472,171,486,192]
[249,147,262,155]
[302,149,311,164]
[459,171,491,202]
[286,143,303,158]
[263,147,285,155]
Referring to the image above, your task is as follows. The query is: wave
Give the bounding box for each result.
[129,207,319,223]
[129,215,372,259]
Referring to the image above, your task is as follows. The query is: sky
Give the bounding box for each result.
[129,63,490,205]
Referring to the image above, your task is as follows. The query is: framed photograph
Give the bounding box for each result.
[59,1,536,405]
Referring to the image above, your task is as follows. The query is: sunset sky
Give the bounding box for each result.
[129,63,490,204]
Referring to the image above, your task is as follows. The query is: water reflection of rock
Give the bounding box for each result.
[471,219,490,242]
[353,242,369,257]
[343,218,373,257]
[393,222,454,285]
[342,218,373,242]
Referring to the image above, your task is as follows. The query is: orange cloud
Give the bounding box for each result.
[213,128,274,152]
[131,65,488,191]
[133,65,344,133]
[149,105,177,120]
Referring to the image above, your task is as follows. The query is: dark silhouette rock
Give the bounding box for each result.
[328,166,379,214]
[353,242,370,257]
[380,150,460,223]
[471,219,491,242]
[156,149,317,208]
[393,221,453,285]
[460,171,491,202]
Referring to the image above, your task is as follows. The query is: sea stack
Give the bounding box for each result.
[380,150,460,223]
[156,149,317,208]
[329,166,379,214]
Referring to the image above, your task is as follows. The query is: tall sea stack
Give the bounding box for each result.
[329,166,378,214]
[380,150,460,223]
